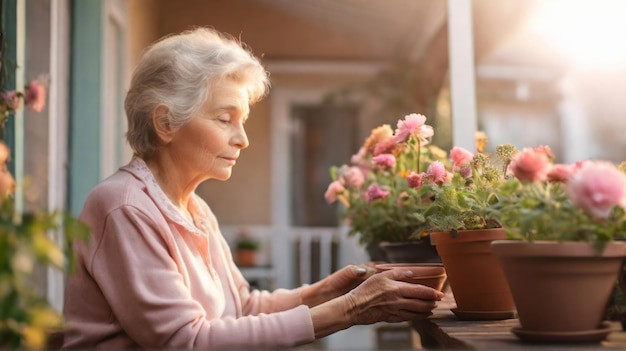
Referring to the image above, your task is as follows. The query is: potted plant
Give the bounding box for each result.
[490,146,626,343]
[324,113,523,319]
[324,113,449,263]
[234,232,260,267]
[418,141,519,320]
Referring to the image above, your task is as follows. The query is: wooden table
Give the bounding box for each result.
[411,288,626,350]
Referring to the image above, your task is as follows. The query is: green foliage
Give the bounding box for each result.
[235,237,260,251]
[490,177,626,250]
[0,198,89,349]
[419,169,503,234]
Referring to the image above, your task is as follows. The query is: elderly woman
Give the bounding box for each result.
[62,27,443,350]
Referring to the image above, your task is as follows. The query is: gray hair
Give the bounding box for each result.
[124,27,270,158]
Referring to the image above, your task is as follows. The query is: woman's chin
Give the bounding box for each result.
[212,170,233,181]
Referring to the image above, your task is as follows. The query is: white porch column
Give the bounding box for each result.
[447,0,478,150]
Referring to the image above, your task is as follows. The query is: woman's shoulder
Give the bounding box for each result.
[84,169,154,213]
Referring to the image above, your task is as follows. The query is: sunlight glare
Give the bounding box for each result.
[529,0,626,68]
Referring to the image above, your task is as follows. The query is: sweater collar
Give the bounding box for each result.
[121,157,208,237]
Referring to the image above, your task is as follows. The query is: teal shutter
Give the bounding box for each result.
[68,0,103,216]
[1,0,25,213]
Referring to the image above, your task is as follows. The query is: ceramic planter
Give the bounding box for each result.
[379,240,441,263]
[235,249,256,266]
[491,240,626,343]
[430,228,516,320]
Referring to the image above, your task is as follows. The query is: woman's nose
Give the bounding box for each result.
[233,126,249,149]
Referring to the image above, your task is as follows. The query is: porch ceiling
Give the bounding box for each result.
[248,0,447,61]
[246,0,538,64]
[147,0,537,64]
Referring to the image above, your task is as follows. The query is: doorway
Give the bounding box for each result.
[290,104,359,227]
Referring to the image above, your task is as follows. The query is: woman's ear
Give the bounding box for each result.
[152,104,174,144]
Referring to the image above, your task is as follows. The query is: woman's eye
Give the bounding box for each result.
[218,113,231,123]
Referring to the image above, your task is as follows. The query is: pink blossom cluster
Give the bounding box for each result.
[324,165,365,204]
[326,113,436,205]
[509,146,626,219]
[407,161,453,190]
[392,113,434,144]
[1,79,47,114]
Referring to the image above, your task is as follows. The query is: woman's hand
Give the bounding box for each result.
[326,264,376,296]
[299,264,376,307]
[342,268,444,325]
[310,268,444,338]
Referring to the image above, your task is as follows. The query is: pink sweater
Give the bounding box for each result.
[63,158,315,349]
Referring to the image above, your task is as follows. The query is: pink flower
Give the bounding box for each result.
[459,166,472,178]
[426,161,447,184]
[509,147,552,182]
[373,138,397,156]
[568,161,626,218]
[324,180,346,204]
[351,147,367,165]
[24,80,46,112]
[573,160,591,171]
[407,172,424,189]
[547,164,575,183]
[372,154,396,170]
[534,145,554,159]
[340,166,365,189]
[393,113,434,143]
[365,184,390,202]
[2,90,19,110]
[450,146,474,168]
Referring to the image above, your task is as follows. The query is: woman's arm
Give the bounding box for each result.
[76,204,315,349]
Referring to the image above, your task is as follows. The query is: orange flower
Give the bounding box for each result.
[363,124,393,154]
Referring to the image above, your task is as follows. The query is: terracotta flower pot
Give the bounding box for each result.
[430,228,516,320]
[374,263,447,291]
[235,249,256,267]
[379,240,441,263]
[491,240,626,342]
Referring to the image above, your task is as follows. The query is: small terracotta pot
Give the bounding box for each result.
[430,228,515,317]
[235,249,256,267]
[492,240,626,334]
[375,263,447,291]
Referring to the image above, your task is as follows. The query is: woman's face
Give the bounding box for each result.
[0,142,15,199]
[169,78,251,181]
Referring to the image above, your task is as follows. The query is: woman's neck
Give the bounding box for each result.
[143,155,194,212]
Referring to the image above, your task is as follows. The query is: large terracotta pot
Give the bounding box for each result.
[430,228,516,320]
[379,240,441,263]
[492,240,626,342]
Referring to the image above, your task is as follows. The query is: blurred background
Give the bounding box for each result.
[4,0,626,347]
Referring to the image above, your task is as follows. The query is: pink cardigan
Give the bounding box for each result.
[63,158,314,349]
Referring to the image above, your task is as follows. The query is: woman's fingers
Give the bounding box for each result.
[383,269,445,301]
[344,271,445,325]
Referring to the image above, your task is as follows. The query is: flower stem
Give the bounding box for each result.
[417,138,421,173]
